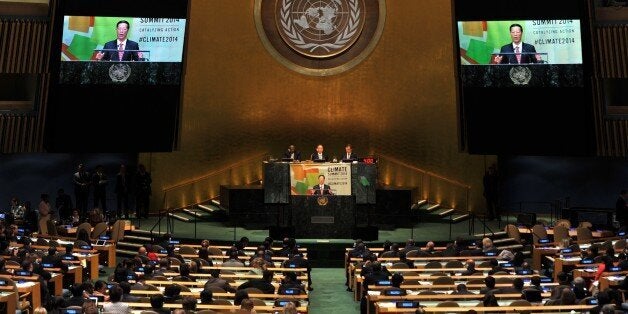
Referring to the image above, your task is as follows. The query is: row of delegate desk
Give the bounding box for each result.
[343,237,619,314]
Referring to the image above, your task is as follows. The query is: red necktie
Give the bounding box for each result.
[515,46,521,64]
[118,43,124,61]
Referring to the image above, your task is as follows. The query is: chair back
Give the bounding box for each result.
[76,222,92,239]
[47,220,58,236]
[179,246,197,255]
[432,276,454,285]
[211,299,232,305]
[91,222,108,239]
[444,260,463,268]
[207,247,223,256]
[555,219,571,229]
[505,224,521,243]
[206,286,226,293]
[424,261,443,269]
[509,300,532,306]
[436,301,459,307]
[249,298,266,306]
[390,262,409,269]
[553,225,570,246]
[36,237,48,246]
[39,218,49,235]
[531,224,548,245]
[577,227,593,242]
[614,239,627,250]
[405,250,421,257]
[579,221,593,229]
[243,287,264,294]
[110,220,126,242]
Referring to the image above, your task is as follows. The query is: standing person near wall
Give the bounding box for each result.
[483,164,500,221]
[135,164,152,219]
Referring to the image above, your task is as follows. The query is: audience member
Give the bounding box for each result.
[150,294,171,314]
[237,269,275,294]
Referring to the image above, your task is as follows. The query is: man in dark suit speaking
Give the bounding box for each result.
[494,24,540,64]
[95,20,143,61]
[312,175,332,195]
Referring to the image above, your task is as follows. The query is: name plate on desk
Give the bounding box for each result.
[311,216,334,224]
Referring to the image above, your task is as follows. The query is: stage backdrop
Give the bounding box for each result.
[140,0,494,214]
[290,163,351,195]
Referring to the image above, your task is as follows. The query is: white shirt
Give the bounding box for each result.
[317,154,323,159]
[512,42,522,53]
[116,39,128,50]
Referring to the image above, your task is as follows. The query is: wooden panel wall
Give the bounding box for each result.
[0,2,54,152]
[591,14,628,156]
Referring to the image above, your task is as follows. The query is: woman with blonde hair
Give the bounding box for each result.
[34,307,47,314]
[283,301,297,314]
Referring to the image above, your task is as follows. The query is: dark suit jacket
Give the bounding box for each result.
[341,152,358,161]
[498,42,538,64]
[310,153,328,162]
[237,279,276,294]
[312,184,332,195]
[283,150,301,161]
[101,39,141,61]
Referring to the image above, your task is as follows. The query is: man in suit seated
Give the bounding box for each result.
[493,23,540,64]
[310,144,328,162]
[312,175,332,195]
[283,145,301,161]
[460,259,477,276]
[341,144,357,162]
[95,20,143,61]
[237,269,276,294]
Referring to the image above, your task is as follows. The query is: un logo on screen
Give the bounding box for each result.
[277,0,365,58]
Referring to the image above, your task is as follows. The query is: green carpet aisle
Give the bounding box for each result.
[309,268,359,314]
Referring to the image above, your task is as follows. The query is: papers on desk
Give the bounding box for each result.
[562,257,582,262]
[606,275,625,281]
[15,281,35,288]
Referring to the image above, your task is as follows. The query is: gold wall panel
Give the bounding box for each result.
[141,0,496,214]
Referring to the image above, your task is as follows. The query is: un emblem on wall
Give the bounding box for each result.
[277,0,365,58]
[109,63,131,83]
[255,0,385,76]
[509,66,532,85]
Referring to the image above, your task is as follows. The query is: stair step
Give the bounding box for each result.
[493,237,516,244]
[433,208,455,216]
[169,212,193,222]
[474,231,507,238]
[416,200,428,206]
[211,199,221,206]
[117,241,143,249]
[182,208,211,218]
[425,204,441,212]
[123,235,152,242]
[497,244,524,251]
[129,229,166,236]
[451,213,470,222]
[197,204,220,213]
[116,249,137,257]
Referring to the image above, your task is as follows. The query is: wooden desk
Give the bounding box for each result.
[122,302,308,312]
[93,243,116,267]
[518,227,613,238]
[599,275,624,291]
[375,304,595,313]
[16,281,41,309]
[74,253,100,280]
[0,291,17,314]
